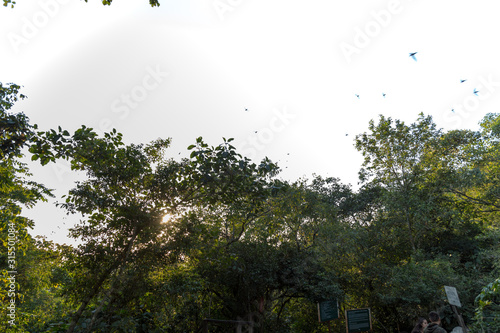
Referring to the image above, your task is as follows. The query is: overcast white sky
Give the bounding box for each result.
[2,0,500,244]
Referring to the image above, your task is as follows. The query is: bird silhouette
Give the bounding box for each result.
[473,89,479,96]
[245,108,248,111]
[451,109,455,113]
[460,79,467,83]
[409,52,418,61]
[382,93,386,98]
[355,94,360,99]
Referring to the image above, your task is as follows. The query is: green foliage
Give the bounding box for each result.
[472,277,500,333]
[0,236,72,332]
[2,82,500,332]
[0,83,64,332]
[0,82,30,160]
[2,0,14,8]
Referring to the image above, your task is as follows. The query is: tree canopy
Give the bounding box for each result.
[1,82,499,332]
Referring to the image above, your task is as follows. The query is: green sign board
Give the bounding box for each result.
[346,308,372,333]
[317,300,339,322]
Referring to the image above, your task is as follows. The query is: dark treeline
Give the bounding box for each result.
[1,82,499,332]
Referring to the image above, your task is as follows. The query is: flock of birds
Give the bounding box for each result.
[352,52,479,117]
[236,51,481,170]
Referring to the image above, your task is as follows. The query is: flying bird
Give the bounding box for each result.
[382,93,386,98]
[355,94,360,99]
[409,52,418,61]
[451,109,455,113]
[460,79,467,83]
[473,89,479,96]
[245,108,248,111]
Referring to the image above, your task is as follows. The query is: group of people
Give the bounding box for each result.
[411,311,448,333]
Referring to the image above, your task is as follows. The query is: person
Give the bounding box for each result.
[424,311,447,333]
[411,317,429,333]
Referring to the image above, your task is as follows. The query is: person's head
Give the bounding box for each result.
[418,317,428,329]
[414,317,428,332]
[415,317,429,332]
[428,311,441,324]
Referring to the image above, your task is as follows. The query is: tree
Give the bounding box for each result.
[1,82,68,332]
[441,113,500,217]
[29,128,283,332]
[1,82,30,159]
[153,175,347,332]
[352,114,492,331]
[472,277,500,333]
[355,113,445,253]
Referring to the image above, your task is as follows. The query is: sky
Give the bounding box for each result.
[2,0,500,245]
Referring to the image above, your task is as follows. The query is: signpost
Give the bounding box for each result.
[444,286,468,332]
[318,300,339,322]
[346,308,372,333]
[444,286,462,307]
[318,300,339,333]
